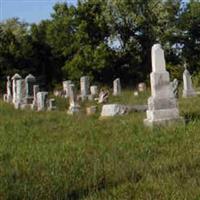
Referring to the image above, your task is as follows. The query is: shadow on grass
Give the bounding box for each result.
[65,171,142,200]
[183,112,200,124]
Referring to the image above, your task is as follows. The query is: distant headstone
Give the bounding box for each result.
[182,67,196,98]
[170,78,179,98]
[6,76,12,103]
[101,104,127,117]
[63,80,72,98]
[68,84,80,114]
[144,44,183,126]
[90,85,98,96]
[11,73,22,104]
[15,79,25,108]
[48,98,56,111]
[31,85,40,110]
[25,74,36,104]
[80,76,90,100]
[98,89,109,104]
[113,78,121,96]
[138,82,146,92]
[37,92,48,111]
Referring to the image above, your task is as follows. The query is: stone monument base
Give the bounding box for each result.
[144,108,185,126]
[183,90,196,98]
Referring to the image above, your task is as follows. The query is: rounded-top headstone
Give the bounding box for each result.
[25,74,36,81]
[11,73,22,80]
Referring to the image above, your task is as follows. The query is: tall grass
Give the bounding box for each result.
[0,91,200,199]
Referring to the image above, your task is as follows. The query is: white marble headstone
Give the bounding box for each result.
[144,44,183,126]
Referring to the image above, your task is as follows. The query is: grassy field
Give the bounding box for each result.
[1,91,200,200]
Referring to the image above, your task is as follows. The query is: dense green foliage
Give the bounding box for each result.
[0,0,200,89]
[1,91,200,199]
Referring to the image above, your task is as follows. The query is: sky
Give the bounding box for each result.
[0,0,77,23]
[0,0,189,24]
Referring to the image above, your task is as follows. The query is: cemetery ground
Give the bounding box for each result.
[0,90,200,200]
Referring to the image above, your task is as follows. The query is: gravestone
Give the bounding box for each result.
[68,84,80,114]
[101,104,127,117]
[48,98,56,111]
[182,66,196,98]
[31,85,40,110]
[80,76,90,100]
[15,79,26,109]
[90,85,98,96]
[98,89,109,104]
[138,82,146,92]
[144,44,183,126]
[63,80,72,98]
[88,85,98,101]
[113,78,121,96]
[11,73,22,104]
[37,92,48,111]
[25,74,36,104]
[6,76,12,103]
[170,79,179,98]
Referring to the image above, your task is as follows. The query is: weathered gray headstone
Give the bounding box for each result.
[63,80,72,98]
[6,76,12,103]
[48,98,56,111]
[113,78,121,96]
[11,73,22,104]
[90,85,98,96]
[101,104,127,117]
[144,44,183,126]
[170,78,179,98]
[80,76,90,100]
[37,92,48,111]
[31,85,40,110]
[182,67,196,98]
[68,84,80,114]
[138,82,146,92]
[25,74,36,104]
[98,89,109,104]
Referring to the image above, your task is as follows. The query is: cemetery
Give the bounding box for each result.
[1,0,200,199]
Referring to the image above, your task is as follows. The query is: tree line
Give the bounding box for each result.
[0,0,200,91]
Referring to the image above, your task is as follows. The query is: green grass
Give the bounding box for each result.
[1,91,200,200]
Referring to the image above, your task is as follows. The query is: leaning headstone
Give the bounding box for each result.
[67,84,80,115]
[6,76,12,103]
[144,44,183,126]
[182,66,196,98]
[25,74,36,104]
[63,80,72,98]
[98,89,109,104]
[138,82,146,92]
[37,92,48,111]
[113,78,121,96]
[80,76,90,100]
[11,73,22,104]
[101,104,127,117]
